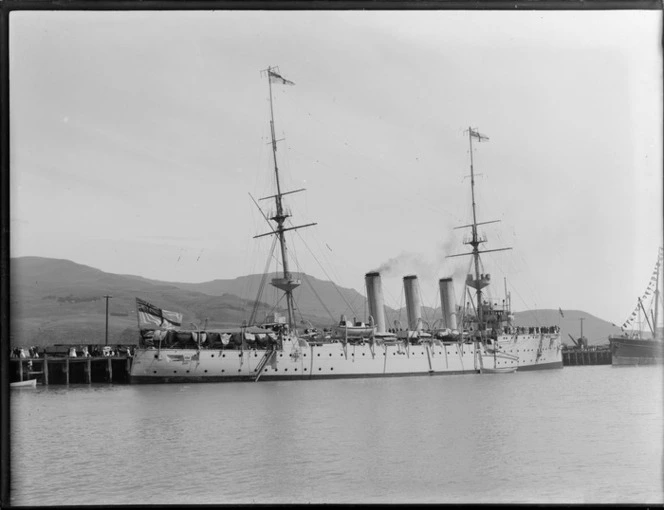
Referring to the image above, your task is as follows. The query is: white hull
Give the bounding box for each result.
[130,333,562,383]
[11,379,38,388]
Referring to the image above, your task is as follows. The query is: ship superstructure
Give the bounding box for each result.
[129,69,562,384]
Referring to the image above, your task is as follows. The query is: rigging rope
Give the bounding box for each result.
[301,274,337,324]
[287,220,361,317]
[249,236,278,325]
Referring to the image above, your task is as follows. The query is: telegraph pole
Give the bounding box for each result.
[104,295,113,346]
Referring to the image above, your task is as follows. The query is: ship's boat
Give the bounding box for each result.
[333,316,377,339]
[609,247,664,366]
[11,379,37,388]
[480,367,517,374]
[129,67,562,384]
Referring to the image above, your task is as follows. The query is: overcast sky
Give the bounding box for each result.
[9,9,663,324]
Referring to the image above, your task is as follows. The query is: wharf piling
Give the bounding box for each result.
[10,355,133,385]
[562,345,612,366]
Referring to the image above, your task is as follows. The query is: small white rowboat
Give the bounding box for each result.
[11,379,37,388]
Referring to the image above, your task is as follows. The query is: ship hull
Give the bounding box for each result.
[129,332,562,384]
[610,337,664,366]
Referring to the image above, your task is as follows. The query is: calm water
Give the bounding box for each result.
[9,365,664,505]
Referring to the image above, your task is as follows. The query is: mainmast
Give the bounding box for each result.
[253,66,316,331]
[447,127,511,333]
[467,127,486,323]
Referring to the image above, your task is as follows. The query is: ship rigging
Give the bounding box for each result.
[252,66,316,332]
[447,127,512,340]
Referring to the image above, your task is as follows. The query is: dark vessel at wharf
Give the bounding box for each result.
[610,247,663,366]
[129,66,562,384]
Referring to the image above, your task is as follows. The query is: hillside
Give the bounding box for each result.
[9,257,370,347]
[138,272,370,324]
[9,256,622,347]
[513,309,621,346]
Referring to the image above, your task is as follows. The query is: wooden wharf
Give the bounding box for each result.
[10,355,133,385]
[562,345,612,366]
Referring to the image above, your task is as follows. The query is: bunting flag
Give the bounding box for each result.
[136,298,182,330]
[268,70,295,86]
[618,249,661,332]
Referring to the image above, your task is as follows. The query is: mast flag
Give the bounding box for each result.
[268,70,295,86]
[469,128,489,142]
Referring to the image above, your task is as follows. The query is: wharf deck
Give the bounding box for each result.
[9,355,133,385]
[562,347,612,366]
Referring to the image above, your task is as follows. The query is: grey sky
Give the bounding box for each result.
[10,10,663,324]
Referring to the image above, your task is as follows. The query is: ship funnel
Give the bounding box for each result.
[365,272,386,333]
[403,275,422,331]
[439,277,458,330]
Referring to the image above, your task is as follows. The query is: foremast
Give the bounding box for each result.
[254,66,316,332]
[448,127,511,336]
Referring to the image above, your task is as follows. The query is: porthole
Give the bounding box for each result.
[304,368,307,371]
[254,368,258,372]
[284,368,287,372]
[330,367,334,370]
[303,354,307,357]
[211,354,214,358]
[317,353,320,357]
[204,370,208,373]
[340,353,343,357]
[238,369,241,372]
[154,355,158,359]
[319,367,322,371]
[222,369,225,373]
[294,368,297,371]
[153,371,157,374]
[222,354,226,358]
[173,371,177,374]
[186,370,190,373]
[362,353,365,356]
[254,354,257,357]
[274,368,278,372]
[238,353,242,357]
[329,353,332,357]
[279,354,283,357]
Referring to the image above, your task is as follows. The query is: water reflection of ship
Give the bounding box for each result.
[129,67,562,384]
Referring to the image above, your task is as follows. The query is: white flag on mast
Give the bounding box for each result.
[469,128,489,141]
[268,70,295,86]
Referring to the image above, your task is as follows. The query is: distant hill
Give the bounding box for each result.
[9,257,371,347]
[512,309,622,346]
[141,272,370,324]
[9,256,623,347]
